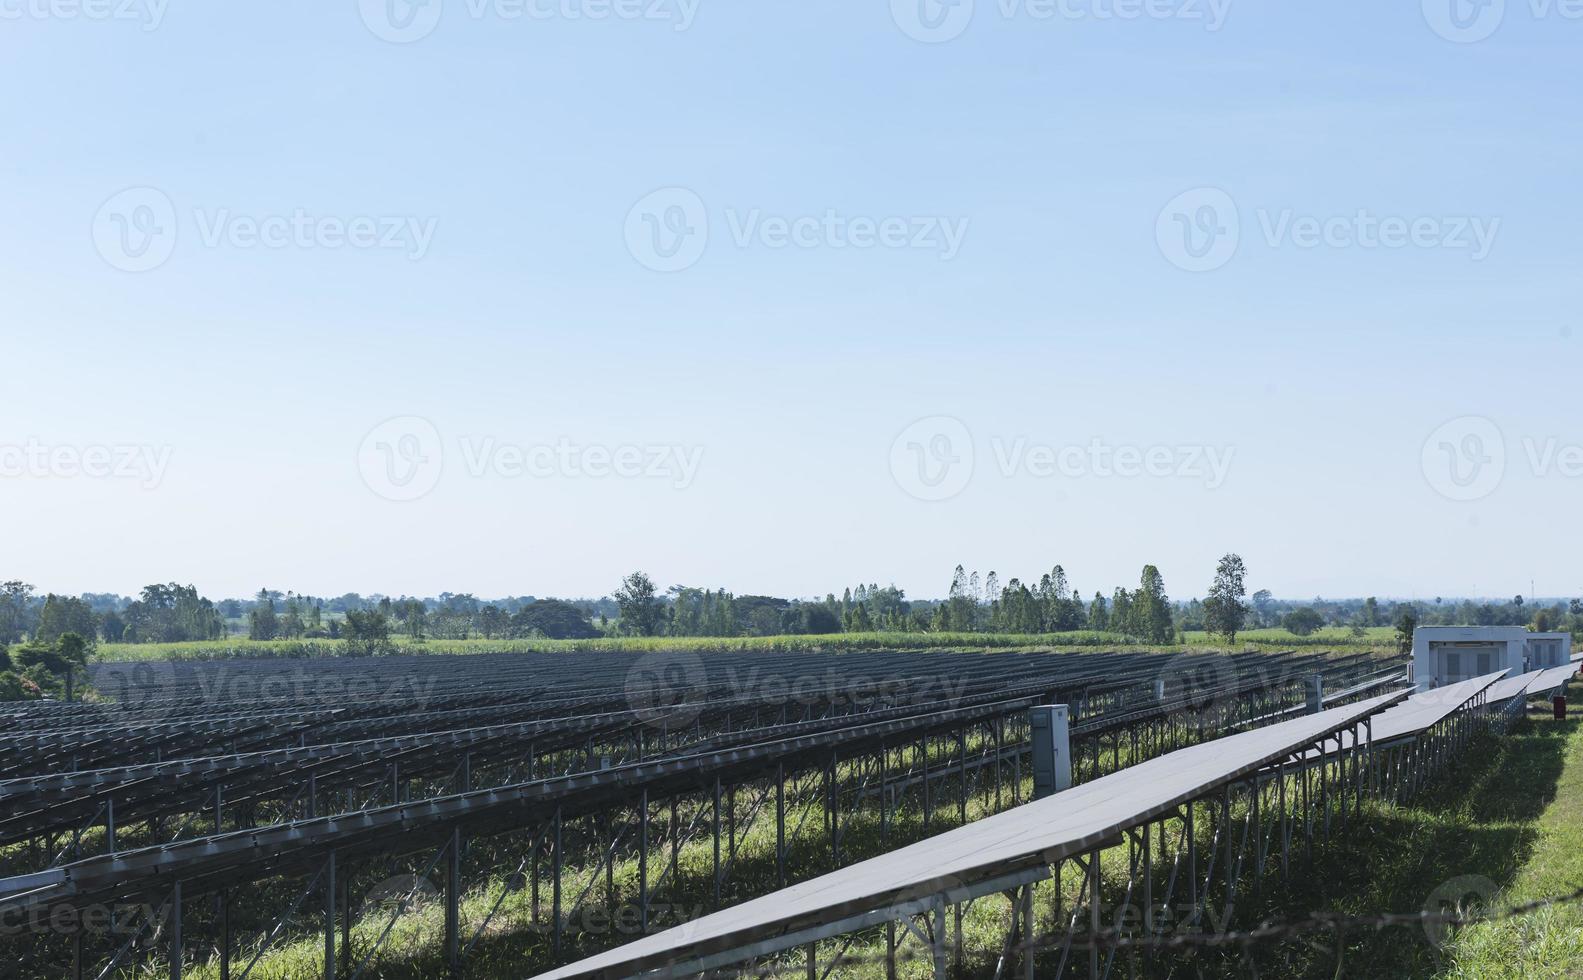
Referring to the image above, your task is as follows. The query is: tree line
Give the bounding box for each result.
[3,565,1581,659]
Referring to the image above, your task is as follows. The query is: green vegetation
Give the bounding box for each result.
[6,552,1582,669]
[1441,688,1583,978]
[90,628,1396,664]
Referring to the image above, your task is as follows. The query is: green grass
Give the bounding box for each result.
[1440,689,1583,978]
[1225,681,1583,979]
[92,629,1390,663]
[1182,625,1398,646]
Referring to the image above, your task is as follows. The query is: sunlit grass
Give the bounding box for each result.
[92,629,1390,664]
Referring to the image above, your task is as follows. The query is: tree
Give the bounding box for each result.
[0,581,36,644]
[1134,565,1174,643]
[249,589,280,641]
[1202,554,1249,645]
[36,595,99,647]
[1282,607,1325,637]
[478,604,508,638]
[1395,609,1418,655]
[512,599,601,639]
[55,632,87,701]
[15,632,88,700]
[1360,596,1380,628]
[1088,591,1109,631]
[342,609,393,656]
[614,571,664,637]
[1250,589,1274,627]
[121,584,224,643]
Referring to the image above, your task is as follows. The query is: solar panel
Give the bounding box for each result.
[1357,671,1506,745]
[1486,669,1542,703]
[534,690,1406,980]
[1525,662,1578,697]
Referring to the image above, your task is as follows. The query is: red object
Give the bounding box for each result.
[1554,696,1567,720]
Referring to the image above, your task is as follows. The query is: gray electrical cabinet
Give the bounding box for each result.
[1305,674,1324,714]
[1030,704,1072,799]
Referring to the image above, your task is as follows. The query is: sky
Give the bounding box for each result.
[2,0,1580,603]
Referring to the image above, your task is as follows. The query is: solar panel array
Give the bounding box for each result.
[0,646,1394,978]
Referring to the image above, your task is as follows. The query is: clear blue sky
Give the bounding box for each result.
[3,1,1579,602]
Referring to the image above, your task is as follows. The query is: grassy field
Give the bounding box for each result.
[1241,679,1583,978]
[1440,685,1583,978]
[146,686,1583,980]
[92,627,1394,662]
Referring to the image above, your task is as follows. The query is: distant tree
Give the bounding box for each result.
[55,632,87,701]
[1361,597,1380,628]
[280,594,306,638]
[478,604,508,638]
[947,566,976,631]
[1395,609,1418,655]
[1088,591,1109,631]
[0,581,36,644]
[1282,607,1325,637]
[15,632,88,699]
[614,571,664,637]
[342,609,393,656]
[800,604,842,635]
[1514,594,1525,607]
[0,671,27,701]
[1135,565,1174,643]
[101,610,126,643]
[400,600,426,640]
[36,595,99,647]
[249,589,279,641]
[1202,554,1250,644]
[121,584,223,643]
[512,599,600,639]
[1250,589,1274,627]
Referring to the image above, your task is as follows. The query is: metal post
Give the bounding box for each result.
[712,777,722,906]
[552,806,563,956]
[958,727,968,825]
[777,763,787,887]
[169,881,182,980]
[640,788,650,932]
[220,889,230,980]
[323,852,336,980]
[446,828,460,976]
[1088,849,1101,980]
[932,898,948,980]
[1022,883,1035,980]
[886,920,897,980]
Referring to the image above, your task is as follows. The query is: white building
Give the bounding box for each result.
[1412,626,1573,690]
